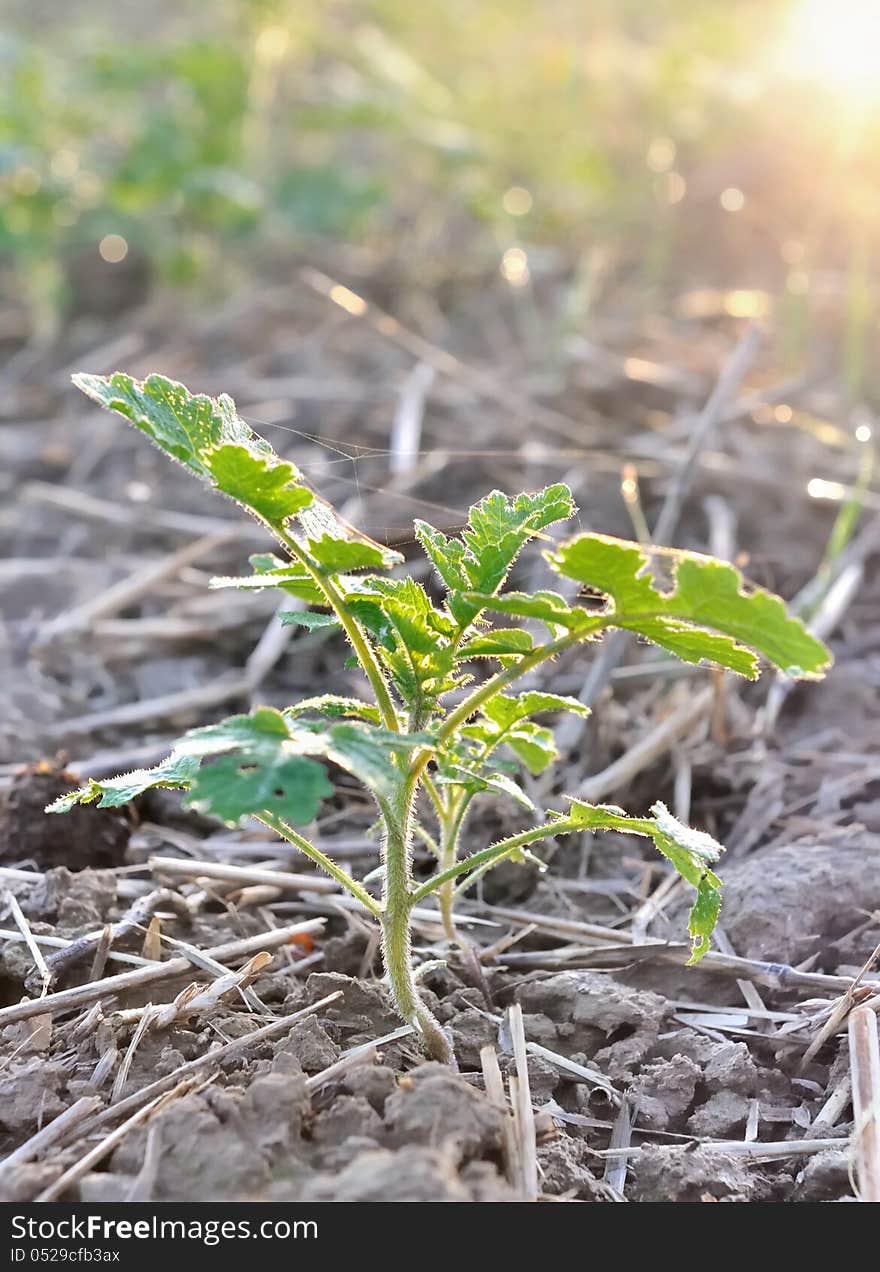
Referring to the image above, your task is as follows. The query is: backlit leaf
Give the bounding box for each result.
[456,629,534,658]
[563,798,724,962]
[434,765,537,812]
[73,374,399,569]
[415,484,575,627]
[285,695,382,724]
[462,589,597,633]
[204,444,313,527]
[279,611,341,631]
[307,534,402,574]
[45,751,201,813]
[548,533,831,679]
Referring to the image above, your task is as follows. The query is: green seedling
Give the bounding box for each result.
[48,373,832,1063]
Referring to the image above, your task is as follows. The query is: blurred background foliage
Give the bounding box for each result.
[1,0,879,392]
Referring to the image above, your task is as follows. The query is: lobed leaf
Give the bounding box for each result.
[434,765,537,812]
[203,444,313,527]
[178,706,430,803]
[547,533,831,679]
[415,484,575,628]
[186,753,332,827]
[462,589,597,633]
[45,751,201,814]
[456,629,534,658]
[563,798,723,962]
[284,695,382,724]
[306,534,401,574]
[484,691,591,727]
[73,373,400,570]
[347,577,461,704]
[279,611,342,631]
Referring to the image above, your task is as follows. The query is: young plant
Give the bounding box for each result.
[48,373,832,1063]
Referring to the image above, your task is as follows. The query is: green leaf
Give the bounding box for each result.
[295,720,423,798]
[462,589,597,633]
[348,577,460,704]
[485,691,591,726]
[415,484,575,628]
[186,753,332,827]
[73,372,313,538]
[72,372,257,478]
[210,555,328,605]
[503,721,558,774]
[179,706,428,803]
[625,617,758,678]
[661,555,829,679]
[435,765,537,812]
[306,534,401,574]
[456,629,534,658]
[563,798,724,962]
[688,875,722,964]
[204,444,313,527]
[177,706,292,758]
[279,611,342,631]
[45,751,201,813]
[548,535,658,612]
[73,374,399,569]
[285,695,382,724]
[547,533,831,679]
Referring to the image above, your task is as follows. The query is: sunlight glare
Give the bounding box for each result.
[780,0,880,110]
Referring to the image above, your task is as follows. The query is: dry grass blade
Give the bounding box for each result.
[802,940,880,1067]
[390,361,434,475]
[0,1096,101,1177]
[480,1044,519,1187]
[305,1025,414,1093]
[149,855,340,895]
[37,887,191,989]
[34,530,234,647]
[70,991,345,1143]
[36,1078,198,1202]
[848,1005,880,1202]
[111,1006,156,1103]
[595,1136,850,1162]
[575,686,714,804]
[301,267,597,445]
[0,919,324,1027]
[3,888,52,997]
[149,950,273,1029]
[507,1003,538,1200]
[603,1095,633,1194]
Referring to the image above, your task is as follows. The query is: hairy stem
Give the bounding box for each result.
[380,786,455,1065]
[278,531,400,732]
[257,812,383,918]
[437,820,460,946]
[411,817,581,905]
[437,793,473,945]
[406,619,608,790]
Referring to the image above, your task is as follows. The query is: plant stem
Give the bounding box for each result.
[278,531,400,732]
[411,817,580,905]
[257,813,383,918]
[437,816,460,945]
[380,785,454,1065]
[436,793,474,944]
[405,619,608,792]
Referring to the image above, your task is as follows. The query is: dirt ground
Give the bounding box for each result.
[1,266,878,1202]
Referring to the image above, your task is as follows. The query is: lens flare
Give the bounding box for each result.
[779,0,880,111]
